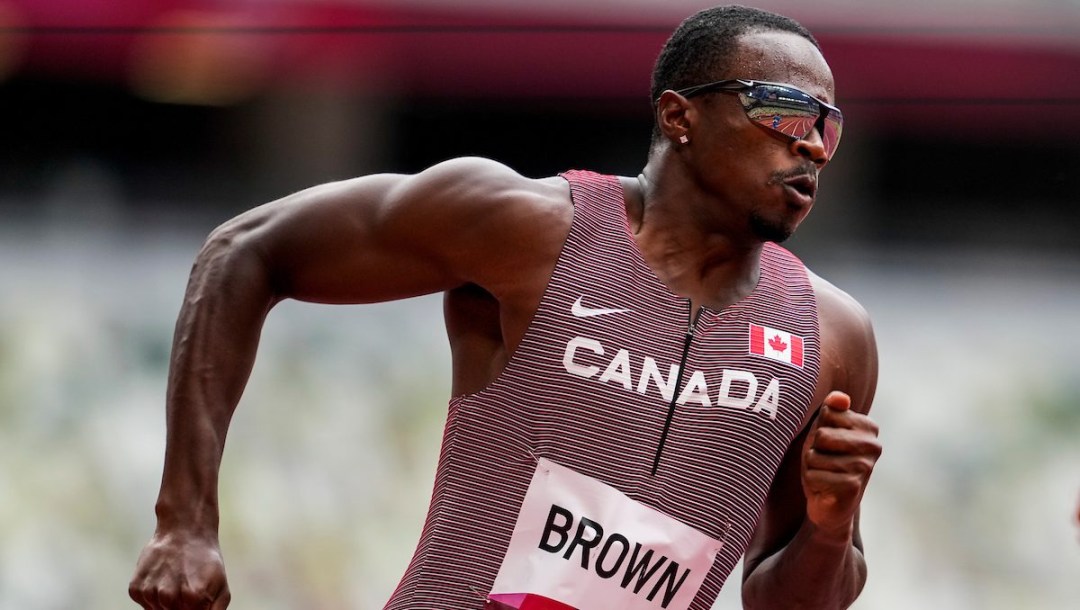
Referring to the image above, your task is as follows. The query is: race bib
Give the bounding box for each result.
[487,458,723,610]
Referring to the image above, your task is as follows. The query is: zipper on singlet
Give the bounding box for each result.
[650,301,701,476]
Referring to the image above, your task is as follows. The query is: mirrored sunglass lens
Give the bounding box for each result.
[822,112,843,158]
[741,86,844,158]
[743,101,816,136]
[741,88,818,136]
[757,112,817,139]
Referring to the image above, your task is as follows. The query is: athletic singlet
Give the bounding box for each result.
[386,170,821,610]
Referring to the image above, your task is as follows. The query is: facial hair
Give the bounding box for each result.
[752,163,819,243]
[749,212,794,243]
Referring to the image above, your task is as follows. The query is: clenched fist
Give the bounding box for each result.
[801,391,882,537]
[129,531,231,609]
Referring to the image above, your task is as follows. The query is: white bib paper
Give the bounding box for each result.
[487,458,723,610]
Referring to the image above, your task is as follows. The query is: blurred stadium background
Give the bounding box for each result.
[1,0,1079,608]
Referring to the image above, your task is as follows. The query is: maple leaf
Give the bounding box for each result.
[769,334,788,353]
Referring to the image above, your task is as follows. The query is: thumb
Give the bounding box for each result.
[805,391,851,442]
[823,390,851,413]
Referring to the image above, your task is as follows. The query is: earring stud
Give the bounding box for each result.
[679,135,689,144]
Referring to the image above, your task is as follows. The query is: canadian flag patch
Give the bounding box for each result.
[749,323,804,368]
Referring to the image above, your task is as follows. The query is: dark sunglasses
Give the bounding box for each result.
[672,79,843,160]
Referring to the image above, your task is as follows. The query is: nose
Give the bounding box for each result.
[790,127,828,167]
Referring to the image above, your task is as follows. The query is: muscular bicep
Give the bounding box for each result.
[222,158,568,305]
[237,174,455,304]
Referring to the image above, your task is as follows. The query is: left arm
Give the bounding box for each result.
[741,275,881,609]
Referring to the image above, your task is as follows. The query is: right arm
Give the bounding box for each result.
[128,158,570,609]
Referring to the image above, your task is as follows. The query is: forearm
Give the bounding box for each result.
[155,222,278,533]
[742,519,866,610]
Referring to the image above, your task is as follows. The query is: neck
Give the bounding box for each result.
[628,159,764,310]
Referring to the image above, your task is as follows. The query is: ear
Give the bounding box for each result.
[655,89,695,145]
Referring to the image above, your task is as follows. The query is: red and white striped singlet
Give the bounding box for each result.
[386,170,821,609]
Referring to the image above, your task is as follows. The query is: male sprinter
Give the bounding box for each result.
[130,5,881,609]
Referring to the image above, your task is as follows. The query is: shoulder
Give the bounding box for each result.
[394,156,571,216]
[808,270,878,415]
[809,270,874,343]
[389,157,576,297]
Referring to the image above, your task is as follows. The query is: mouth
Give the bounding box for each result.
[781,174,817,206]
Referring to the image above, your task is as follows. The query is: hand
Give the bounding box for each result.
[801,391,882,539]
[129,530,231,609]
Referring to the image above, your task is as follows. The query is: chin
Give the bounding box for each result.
[749,214,796,243]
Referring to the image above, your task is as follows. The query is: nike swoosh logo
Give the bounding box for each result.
[571,296,632,318]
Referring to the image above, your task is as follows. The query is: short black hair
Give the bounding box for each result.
[650,5,820,106]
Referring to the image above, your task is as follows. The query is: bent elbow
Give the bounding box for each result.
[189,212,280,305]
